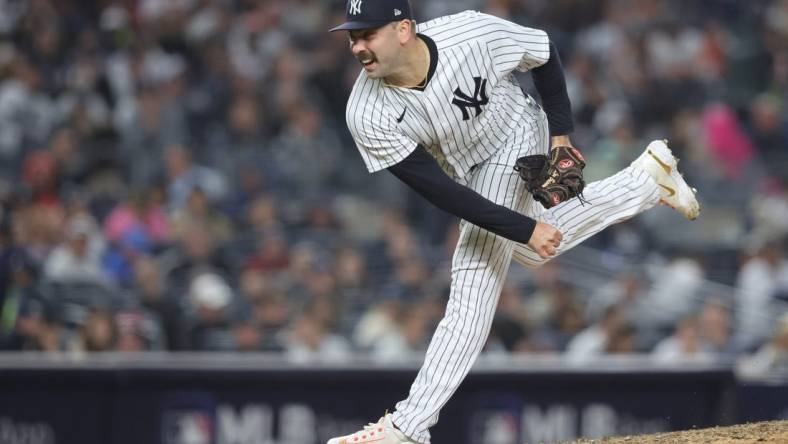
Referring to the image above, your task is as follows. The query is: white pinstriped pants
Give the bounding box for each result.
[391,121,661,443]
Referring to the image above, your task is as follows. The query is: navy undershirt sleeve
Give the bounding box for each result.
[387,146,537,243]
[532,41,574,137]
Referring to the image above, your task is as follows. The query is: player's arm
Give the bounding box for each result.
[387,145,537,243]
[531,40,574,143]
[478,13,573,143]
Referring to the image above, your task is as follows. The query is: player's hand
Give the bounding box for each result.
[527,222,563,259]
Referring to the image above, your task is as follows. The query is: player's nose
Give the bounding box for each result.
[350,40,366,56]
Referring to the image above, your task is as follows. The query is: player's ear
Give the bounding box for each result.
[396,19,413,44]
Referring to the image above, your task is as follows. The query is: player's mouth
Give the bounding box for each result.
[358,54,377,70]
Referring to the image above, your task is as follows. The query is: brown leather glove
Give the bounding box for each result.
[514,146,587,209]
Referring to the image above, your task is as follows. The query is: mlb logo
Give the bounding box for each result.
[162,410,213,444]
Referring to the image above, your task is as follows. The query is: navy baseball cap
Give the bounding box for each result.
[330,0,413,32]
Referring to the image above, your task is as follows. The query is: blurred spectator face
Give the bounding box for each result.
[287,242,316,278]
[556,304,586,335]
[233,323,262,351]
[12,203,64,253]
[274,49,305,82]
[607,324,637,354]
[290,104,321,137]
[291,313,326,350]
[68,231,89,258]
[10,56,41,89]
[254,291,289,329]
[247,195,278,230]
[134,256,165,302]
[50,128,78,165]
[497,283,524,318]
[335,247,366,286]
[248,232,289,271]
[237,166,265,196]
[550,281,577,312]
[699,299,731,349]
[116,333,146,352]
[139,86,164,131]
[750,94,782,135]
[33,22,60,59]
[401,302,429,348]
[125,189,152,216]
[22,151,58,192]
[228,95,261,136]
[239,268,269,301]
[83,310,115,352]
[305,206,335,230]
[305,269,337,300]
[601,305,624,332]
[186,187,211,215]
[65,218,94,258]
[385,225,418,262]
[395,259,429,289]
[761,241,784,266]
[165,145,191,179]
[677,317,701,353]
[181,224,216,262]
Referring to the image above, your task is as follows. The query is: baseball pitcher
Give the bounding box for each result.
[327,1,700,443]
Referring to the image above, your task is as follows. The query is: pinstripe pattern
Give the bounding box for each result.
[390,125,661,444]
[345,10,549,179]
[512,167,661,269]
[342,10,661,444]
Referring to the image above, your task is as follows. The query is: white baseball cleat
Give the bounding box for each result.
[631,139,700,220]
[327,413,421,444]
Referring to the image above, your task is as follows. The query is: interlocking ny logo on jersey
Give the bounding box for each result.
[452,77,489,121]
[349,0,363,15]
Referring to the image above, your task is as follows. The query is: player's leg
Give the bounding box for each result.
[390,150,532,443]
[513,165,660,267]
[513,139,699,268]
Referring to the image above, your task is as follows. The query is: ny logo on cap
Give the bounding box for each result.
[349,0,363,15]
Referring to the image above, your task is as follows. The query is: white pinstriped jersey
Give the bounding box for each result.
[346,10,550,178]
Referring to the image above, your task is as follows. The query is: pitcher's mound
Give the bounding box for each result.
[566,420,787,443]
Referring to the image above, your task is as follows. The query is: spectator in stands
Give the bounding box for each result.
[284,304,351,363]
[652,316,715,363]
[642,256,705,336]
[130,255,177,350]
[0,0,785,361]
[738,311,788,377]
[102,187,171,285]
[698,297,735,357]
[165,222,233,293]
[43,215,108,285]
[565,304,624,363]
[0,251,45,350]
[81,308,116,352]
[164,144,228,212]
[371,301,431,363]
[184,272,238,351]
[171,186,233,243]
[735,238,788,352]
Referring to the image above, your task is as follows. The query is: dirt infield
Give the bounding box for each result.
[565,420,788,443]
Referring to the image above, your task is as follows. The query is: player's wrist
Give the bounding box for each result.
[550,134,572,148]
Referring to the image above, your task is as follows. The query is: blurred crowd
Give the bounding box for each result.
[0,0,787,376]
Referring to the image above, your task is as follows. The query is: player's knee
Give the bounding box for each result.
[513,252,547,269]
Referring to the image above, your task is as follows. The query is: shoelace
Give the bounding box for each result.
[347,418,386,440]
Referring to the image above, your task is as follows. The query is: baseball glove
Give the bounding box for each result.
[514,145,587,209]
